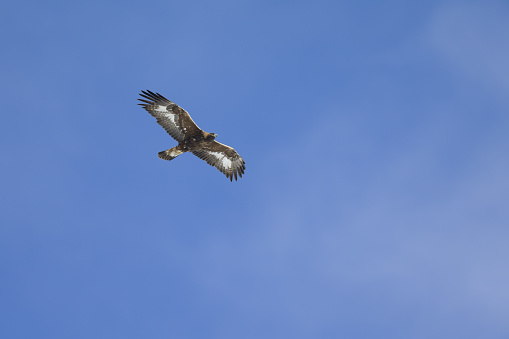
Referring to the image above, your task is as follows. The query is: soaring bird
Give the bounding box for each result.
[138,90,245,181]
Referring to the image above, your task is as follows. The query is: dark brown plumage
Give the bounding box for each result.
[138,90,245,181]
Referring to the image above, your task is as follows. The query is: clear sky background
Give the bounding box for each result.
[1,0,509,338]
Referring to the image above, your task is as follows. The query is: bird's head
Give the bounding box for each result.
[206,133,217,141]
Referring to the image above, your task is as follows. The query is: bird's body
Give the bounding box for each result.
[138,90,245,181]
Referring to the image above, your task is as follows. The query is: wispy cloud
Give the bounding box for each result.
[170,3,509,336]
[427,2,509,95]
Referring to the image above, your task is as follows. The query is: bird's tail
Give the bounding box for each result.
[158,147,184,161]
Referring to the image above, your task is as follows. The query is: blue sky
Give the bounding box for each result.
[1,0,509,338]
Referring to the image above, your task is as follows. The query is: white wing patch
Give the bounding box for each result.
[154,105,177,124]
[154,105,168,112]
[222,156,232,169]
[208,151,232,170]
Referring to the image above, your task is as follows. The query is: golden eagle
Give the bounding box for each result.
[138,90,245,181]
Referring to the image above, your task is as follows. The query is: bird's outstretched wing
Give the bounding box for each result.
[192,141,246,181]
[138,90,201,142]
